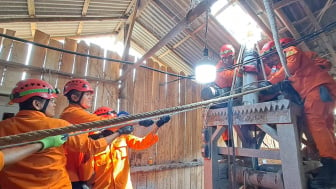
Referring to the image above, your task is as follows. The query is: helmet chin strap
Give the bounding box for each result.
[39,99,50,114]
[77,92,88,109]
[69,92,86,108]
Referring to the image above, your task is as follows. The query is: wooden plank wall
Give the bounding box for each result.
[43,39,63,87]
[121,60,205,188]
[56,37,77,117]
[0,29,119,117]
[0,28,205,189]
[29,30,50,79]
[87,43,104,110]
[0,29,20,94]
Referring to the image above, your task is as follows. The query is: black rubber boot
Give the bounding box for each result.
[309,158,336,189]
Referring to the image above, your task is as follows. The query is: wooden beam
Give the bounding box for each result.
[76,22,84,36]
[0,16,128,23]
[116,0,151,54]
[238,0,273,39]
[27,0,35,17]
[27,0,36,38]
[273,0,298,10]
[254,0,310,51]
[81,0,91,16]
[30,23,36,37]
[77,0,91,36]
[298,1,336,65]
[118,0,194,67]
[34,32,118,40]
[137,22,192,67]
[122,0,139,60]
[282,2,335,28]
[153,0,238,60]
[119,0,219,81]
[115,0,139,40]
[130,39,166,66]
[274,8,310,51]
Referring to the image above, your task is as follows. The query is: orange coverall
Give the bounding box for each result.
[0,110,108,188]
[305,51,332,71]
[215,60,237,89]
[0,151,4,171]
[268,46,336,159]
[103,133,159,189]
[215,60,241,141]
[91,145,113,189]
[61,104,111,183]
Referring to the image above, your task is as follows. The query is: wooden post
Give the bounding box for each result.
[277,122,306,189]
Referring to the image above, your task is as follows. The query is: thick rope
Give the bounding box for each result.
[0,85,271,146]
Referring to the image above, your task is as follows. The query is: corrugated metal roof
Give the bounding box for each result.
[80,21,120,34]
[137,2,177,40]
[87,0,132,16]
[37,22,79,36]
[0,0,27,17]
[132,22,159,51]
[0,0,335,75]
[0,23,32,38]
[35,0,83,16]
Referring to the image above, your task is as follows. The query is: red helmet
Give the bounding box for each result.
[260,41,275,56]
[279,37,294,45]
[220,44,235,58]
[9,79,59,104]
[279,37,295,46]
[63,79,93,95]
[94,106,117,118]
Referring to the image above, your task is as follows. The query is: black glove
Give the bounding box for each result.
[138,119,154,127]
[101,129,114,137]
[89,133,104,140]
[259,81,280,95]
[117,125,134,135]
[156,115,171,127]
[278,80,291,91]
[89,129,114,140]
[258,81,272,88]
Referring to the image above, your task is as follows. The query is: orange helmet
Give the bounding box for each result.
[220,44,235,58]
[9,79,58,104]
[63,79,93,95]
[94,106,117,118]
[260,41,275,56]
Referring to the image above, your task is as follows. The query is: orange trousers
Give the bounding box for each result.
[304,86,336,159]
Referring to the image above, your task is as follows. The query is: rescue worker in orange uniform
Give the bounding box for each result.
[60,79,134,189]
[102,111,170,189]
[89,106,117,189]
[88,107,159,188]
[259,40,336,188]
[0,78,120,188]
[215,44,240,146]
[279,37,332,71]
[215,44,238,90]
[264,38,332,80]
[0,135,68,171]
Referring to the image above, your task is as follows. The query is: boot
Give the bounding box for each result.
[309,158,336,189]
